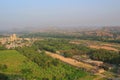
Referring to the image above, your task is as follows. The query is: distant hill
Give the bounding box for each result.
[82,27,120,40]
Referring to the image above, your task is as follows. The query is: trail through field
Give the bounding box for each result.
[46,51,95,71]
[46,51,107,79]
[89,45,119,52]
[70,40,119,52]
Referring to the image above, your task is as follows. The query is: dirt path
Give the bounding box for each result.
[46,51,107,79]
[46,51,96,71]
[89,45,119,52]
[70,40,119,52]
[93,73,106,80]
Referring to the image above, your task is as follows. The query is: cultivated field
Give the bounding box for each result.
[0,50,43,78]
[70,40,120,52]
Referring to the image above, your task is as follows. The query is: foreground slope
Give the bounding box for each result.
[0,49,97,80]
[0,50,43,79]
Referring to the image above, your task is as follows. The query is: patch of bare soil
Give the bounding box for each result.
[89,45,119,51]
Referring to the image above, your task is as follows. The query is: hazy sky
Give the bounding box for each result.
[0,0,120,30]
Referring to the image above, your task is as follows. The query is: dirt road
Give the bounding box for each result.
[46,51,96,71]
[89,45,119,52]
[46,51,107,79]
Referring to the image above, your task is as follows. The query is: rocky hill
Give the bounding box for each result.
[82,27,120,40]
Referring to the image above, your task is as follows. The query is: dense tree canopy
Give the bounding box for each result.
[90,49,120,65]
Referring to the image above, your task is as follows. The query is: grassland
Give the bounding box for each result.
[0,50,43,79]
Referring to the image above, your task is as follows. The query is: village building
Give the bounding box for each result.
[9,34,17,42]
[0,34,36,49]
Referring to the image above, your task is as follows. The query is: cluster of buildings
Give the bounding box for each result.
[0,34,36,49]
[9,34,17,42]
[0,34,18,44]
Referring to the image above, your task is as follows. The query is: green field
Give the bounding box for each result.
[0,50,44,79]
[0,50,96,80]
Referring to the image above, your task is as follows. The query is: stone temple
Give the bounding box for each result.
[10,34,17,42]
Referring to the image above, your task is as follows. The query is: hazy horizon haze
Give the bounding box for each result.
[0,0,120,31]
